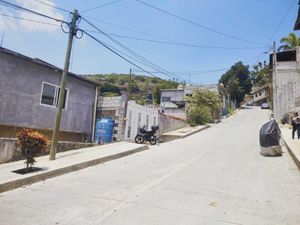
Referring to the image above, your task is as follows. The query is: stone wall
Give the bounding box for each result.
[0,138,95,164]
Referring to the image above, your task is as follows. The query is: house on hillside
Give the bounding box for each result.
[160,87,186,120]
[271,47,300,121]
[250,84,271,106]
[160,84,229,120]
[0,47,98,142]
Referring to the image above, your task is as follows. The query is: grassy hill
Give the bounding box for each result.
[84,73,180,105]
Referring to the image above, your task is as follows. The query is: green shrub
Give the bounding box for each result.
[187,105,213,126]
[16,129,48,169]
[227,107,234,115]
[187,90,221,126]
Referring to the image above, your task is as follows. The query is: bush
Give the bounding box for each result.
[187,90,221,126]
[227,107,234,115]
[16,129,48,169]
[187,105,213,126]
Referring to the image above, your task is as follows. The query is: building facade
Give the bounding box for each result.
[271,47,300,121]
[0,47,98,142]
[251,84,271,106]
[160,88,186,120]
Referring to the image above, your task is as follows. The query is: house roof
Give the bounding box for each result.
[295,0,300,30]
[161,89,184,92]
[0,47,99,86]
[251,83,270,94]
[161,101,179,108]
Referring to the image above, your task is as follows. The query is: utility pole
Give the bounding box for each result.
[49,9,79,160]
[0,29,5,47]
[272,41,278,121]
[128,68,132,100]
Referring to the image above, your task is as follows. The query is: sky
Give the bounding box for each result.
[0,0,298,84]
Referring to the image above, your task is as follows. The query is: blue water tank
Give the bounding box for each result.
[94,117,115,144]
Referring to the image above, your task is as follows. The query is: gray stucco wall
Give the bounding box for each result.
[0,52,96,135]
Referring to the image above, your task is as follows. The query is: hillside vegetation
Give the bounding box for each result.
[84,73,179,104]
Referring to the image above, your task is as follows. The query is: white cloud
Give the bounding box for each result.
[0,0,65,33]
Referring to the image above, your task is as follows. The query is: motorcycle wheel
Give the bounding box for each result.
[149,136,157,145]
[135,134,145,144]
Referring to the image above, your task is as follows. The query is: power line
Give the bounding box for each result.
[135,0,267,46]
[268,0,297,44]
[81,0,123,13]
[0,12,59,26]
[246,0,296,68]
[81,17,184,81]
[82,30,168,81]
[133,68,229,75]
[84,16,174,42]
[28,0,70,13]
[100,33,267,50]
[0,0,66,23]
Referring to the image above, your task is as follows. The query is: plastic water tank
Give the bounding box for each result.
[94,117,115,144]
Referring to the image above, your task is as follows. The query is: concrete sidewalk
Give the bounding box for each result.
[281,126,300,169]
[160,125,210,142]
[0,142,148,193]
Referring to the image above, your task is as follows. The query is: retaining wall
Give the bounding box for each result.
[0,138,95,164]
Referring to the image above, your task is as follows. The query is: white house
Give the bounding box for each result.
[251,84,271,106]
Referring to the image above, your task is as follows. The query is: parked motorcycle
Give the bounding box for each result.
[135,125,159,145]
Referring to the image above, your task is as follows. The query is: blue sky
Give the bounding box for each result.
[0,0,298,84]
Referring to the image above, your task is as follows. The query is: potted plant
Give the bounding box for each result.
[16,129,48,172]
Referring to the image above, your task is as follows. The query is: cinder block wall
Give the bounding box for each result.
[158,113,187,134]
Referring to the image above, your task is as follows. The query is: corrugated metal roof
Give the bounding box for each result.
[161,101,179,108]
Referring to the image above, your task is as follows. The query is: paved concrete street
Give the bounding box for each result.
[1,107,300,225]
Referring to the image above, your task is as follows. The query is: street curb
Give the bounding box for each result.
[283,139,300,170]
[0,145,148,193]
[160,125,210,143]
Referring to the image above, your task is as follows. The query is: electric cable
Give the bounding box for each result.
[81,17,183,81]
[135,0,268,46]
[0,12,59,26]
[28,0,71,13]
[81,0,123,13]
[268,0,297,44]
[87,31,266,50]
[83,30,171,80]
[0,0,67,23]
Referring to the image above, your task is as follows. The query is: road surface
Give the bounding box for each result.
[1,107,300,225]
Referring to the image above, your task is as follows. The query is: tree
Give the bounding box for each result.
[278,33,300,51]
[219,62,252,107]
[251,61,270,86]
[186,90,221,126]
[100,83,121,95]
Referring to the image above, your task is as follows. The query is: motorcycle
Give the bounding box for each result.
[135,125,159,145]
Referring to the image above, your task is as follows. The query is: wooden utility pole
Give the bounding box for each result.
[0,29,5,47]
[49,9,79,160]
[272,41,278,121]
[128,68,132,100]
